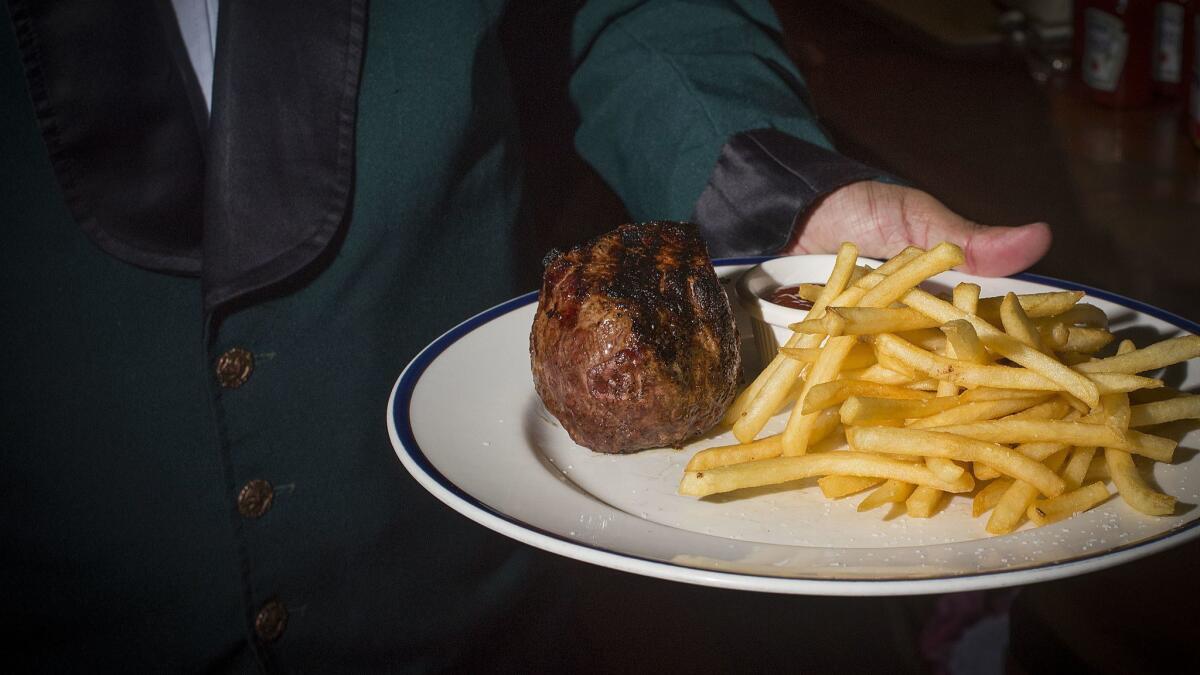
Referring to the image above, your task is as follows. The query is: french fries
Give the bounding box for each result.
[1026,482,1110,526]
[680,243,1196,535]
[858,480,916,512]
[818,475,882,498]
[679,452,974,497]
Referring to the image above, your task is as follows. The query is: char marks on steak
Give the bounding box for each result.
[530,221,740,454]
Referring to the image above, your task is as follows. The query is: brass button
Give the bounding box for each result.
[215,347,254,388]
[254,599,287,642]
[237,479,274,519]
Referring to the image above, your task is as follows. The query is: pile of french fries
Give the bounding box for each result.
[679,242,1200,535]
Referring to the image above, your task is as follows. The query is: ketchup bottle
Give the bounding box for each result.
[1153,1,1190,97]
[1077,0,1155,107]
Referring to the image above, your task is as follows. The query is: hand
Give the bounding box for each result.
[788,181,1052,277]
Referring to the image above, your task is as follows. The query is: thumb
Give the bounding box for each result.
[955,221,1052,276]
[909,195,1052,276]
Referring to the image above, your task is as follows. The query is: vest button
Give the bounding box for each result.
[237,479,274,519]
[215,347,254,388]
[254,599,288,642]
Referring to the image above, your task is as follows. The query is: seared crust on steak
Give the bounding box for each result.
[529,222,740,453]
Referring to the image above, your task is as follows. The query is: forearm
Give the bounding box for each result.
[570,0,893,256]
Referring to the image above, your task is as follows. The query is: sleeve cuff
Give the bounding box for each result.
[691,128,898,258]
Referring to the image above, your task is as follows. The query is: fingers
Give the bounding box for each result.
[793,181,1053,277]
[903,190,1052,277]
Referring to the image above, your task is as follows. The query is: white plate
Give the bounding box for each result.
[387,256,1200,595]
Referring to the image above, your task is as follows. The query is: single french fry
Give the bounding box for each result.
[953,283,981,314]
[974,463,1002,480]
[688,408,841,472]
[1129,395,1200,427]
[847,363,919,386]
[1123,430,1176,462]
[1084,454,1111,483]
[818,475,883,498]
[1001,292,1049,353]
[1059,391,1092,413]
[802,380,934,414]
[808,424,849,454]
[1039,322,1072,351]
[973,477,1015,517]
[907,396,1051,429]
[940,319,990,365]
[893,328,947,352]
[936,379,959,397]
[858,479,916,512]
[1061,447,1097,492]
[1003,398,1074,422]
[840,395,963,425]
[906,378,942,391]
[846,427,1065,497]
[678,451,975,497]
[926,419,1124,448]
[1033,304,1109,330]
[793,283,826,303]
[873,346,923,380]
[790,307,939,335]
[1105,449,1176,515]
[959,387,1055,403]
[1061,327,1115,355]
[906,484,945,518]
[976,291,1085,325]
[780,343,876,370]
[935,314,960,400]
[1015,441,1074,462]
[926,456,965,481]
[1026,481,1110,526]
[986,448,1070,534]
[1116,339,1136,355]
[685,434,781,472]
[1101,392,1131,431]
[1075,335,1200,374]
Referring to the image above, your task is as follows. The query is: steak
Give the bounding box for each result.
[530,221,740,454]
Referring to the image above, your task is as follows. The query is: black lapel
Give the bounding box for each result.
[7,0,206,274]
[202,0,367,312]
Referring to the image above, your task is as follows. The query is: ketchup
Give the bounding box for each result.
[1077,0,1155,107]
[768,285,817,311]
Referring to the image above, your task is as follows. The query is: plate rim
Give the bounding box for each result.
[386,256,1200,595]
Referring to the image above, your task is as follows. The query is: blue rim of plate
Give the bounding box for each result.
[390,256,1200,586]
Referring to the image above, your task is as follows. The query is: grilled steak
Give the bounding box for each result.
[530,222,740,454]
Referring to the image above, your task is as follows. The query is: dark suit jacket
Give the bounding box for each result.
[0,1,883,670]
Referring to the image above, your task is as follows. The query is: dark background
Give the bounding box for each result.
[505,0,1200,320]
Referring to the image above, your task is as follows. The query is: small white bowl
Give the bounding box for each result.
[735,255,878,363]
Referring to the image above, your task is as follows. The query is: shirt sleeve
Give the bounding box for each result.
[569,0,894,257]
